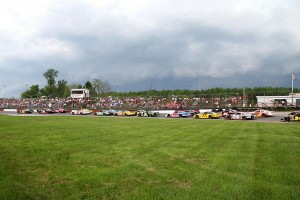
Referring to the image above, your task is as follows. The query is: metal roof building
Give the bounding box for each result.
[256,93,300,107]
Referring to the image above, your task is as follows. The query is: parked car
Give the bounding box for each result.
[165,111,192,118]
[136,110,160,117]
[71,109,91,115]
[17,108,34,114]
[281,112,300,122]
[250,109,275,117]
[194,112,222,119]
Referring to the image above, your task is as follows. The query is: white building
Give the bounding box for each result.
[70,89,90,98]
[256,93,300,107]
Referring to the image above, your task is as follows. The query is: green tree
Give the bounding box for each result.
[92,79,112,96]
[21,84,40,98]
[43,68,59,97]
[57,79,68,98]
[85,81,96,97]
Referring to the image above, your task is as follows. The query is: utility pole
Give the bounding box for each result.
[243,87,245,107]
[292,72,295,106]
[3,85,6,99]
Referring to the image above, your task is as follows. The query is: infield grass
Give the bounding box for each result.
[0,115,300,199]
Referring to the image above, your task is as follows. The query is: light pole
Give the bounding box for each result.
[292,73,295,106]
[242,87,246,107]
[3,85,6,99]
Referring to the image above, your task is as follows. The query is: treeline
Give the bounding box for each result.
[21,68,298,100]
[21,68,111,98]
[107,87,299,98]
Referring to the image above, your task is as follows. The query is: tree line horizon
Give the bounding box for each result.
[21,68,299,99]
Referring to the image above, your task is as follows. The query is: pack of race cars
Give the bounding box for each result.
[94,109,299,123]
[15,108,300,122]
[93,109,275,121]
[164,109,275,120]
[17,108,67,114]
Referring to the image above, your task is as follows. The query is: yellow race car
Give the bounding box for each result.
[124,110,137,116]
[115,110,137,116]
[281,112,300,122]
[194,112,222,119]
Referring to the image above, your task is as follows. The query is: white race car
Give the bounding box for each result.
[94,109,117,116]
[71,109,91,115]
[137,110,160,117]
[226,112,255,120]
[250,109,275,117]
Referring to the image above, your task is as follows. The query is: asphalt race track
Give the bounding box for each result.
[0,110,293,123]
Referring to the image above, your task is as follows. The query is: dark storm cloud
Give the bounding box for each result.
[0,0,300,97]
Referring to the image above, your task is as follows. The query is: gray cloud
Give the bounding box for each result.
[0,0,300,97]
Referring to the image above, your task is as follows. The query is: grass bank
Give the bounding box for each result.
[0,115,299,199]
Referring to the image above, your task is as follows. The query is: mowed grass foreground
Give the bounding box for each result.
[0,115,299,200]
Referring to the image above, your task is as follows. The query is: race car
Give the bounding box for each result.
[17,108,34,114]
[115,110,137,116]
[250,109,275,117]
[136,110,160,117]
[124,110,137,116]
[54,108,67,113]
[194,112,222,119]
[94,109,117,116]
[225,112,255,120]
[211,108,224,113]
[165,111,192,118]
[136,110,147,116]
[71,109,91,115]
[281,111,300,122]
[38,108,56,114]
[222,109,238,117]
[115,111,125,116]
[186,109,200,116]
[94,110,105,116]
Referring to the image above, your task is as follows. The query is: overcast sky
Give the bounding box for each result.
[1,0,300,98]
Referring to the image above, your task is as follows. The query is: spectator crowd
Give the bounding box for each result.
[0,95,248,110]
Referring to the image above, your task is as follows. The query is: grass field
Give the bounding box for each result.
[0,115,300,200]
